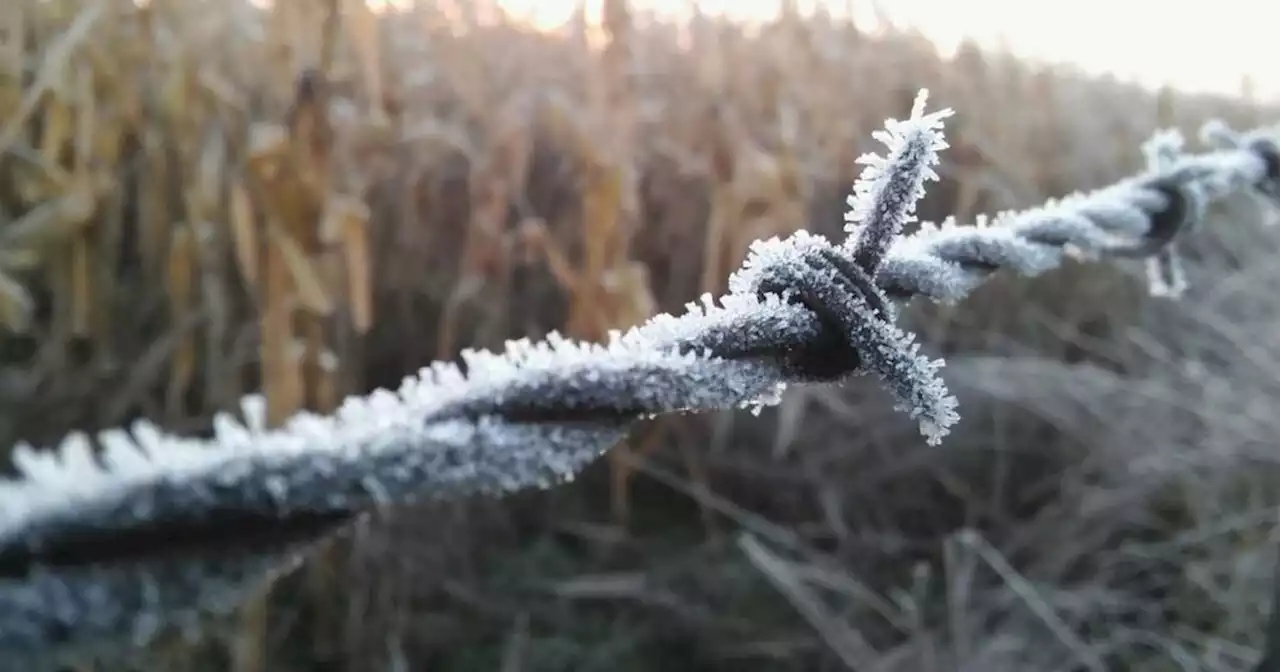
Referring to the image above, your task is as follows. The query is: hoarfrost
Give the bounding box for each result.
[2,91,1279,670]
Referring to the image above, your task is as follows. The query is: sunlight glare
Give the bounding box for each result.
[359,0,1279,101]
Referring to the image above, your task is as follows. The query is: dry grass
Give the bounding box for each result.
[3,0,1280,670]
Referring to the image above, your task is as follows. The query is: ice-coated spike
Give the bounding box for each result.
[844,88,953,271]
[212,411,251,445]
[1,92,1275,672]
[57,432,99,475]
[1200,119,1241,149]
[240,394,268,432]
[12,442,61,482]
[98,430,149,471]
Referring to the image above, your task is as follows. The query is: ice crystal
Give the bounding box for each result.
[845,89,953,272]
[2,91,1279,670]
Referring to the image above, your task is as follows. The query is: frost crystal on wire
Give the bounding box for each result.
[845,88,954,272]
[1,89,1279,672]
[727,85,961,445]
[1140,129,1197,298]
[842,89,959,443]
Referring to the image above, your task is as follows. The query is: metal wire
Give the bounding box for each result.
[1,96,1278,670]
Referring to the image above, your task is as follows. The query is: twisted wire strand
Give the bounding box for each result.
[1,90,1278,670]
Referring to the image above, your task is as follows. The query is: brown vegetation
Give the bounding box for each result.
[3,0,1279,670]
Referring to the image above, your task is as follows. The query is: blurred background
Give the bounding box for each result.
[4,0,1280,670]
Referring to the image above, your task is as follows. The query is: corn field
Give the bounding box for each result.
[3,1,1280,671]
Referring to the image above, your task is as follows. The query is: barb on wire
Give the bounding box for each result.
[1,88,1279,671]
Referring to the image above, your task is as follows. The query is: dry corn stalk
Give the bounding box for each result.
[518,7,677,525]
[320,194,373,333]
[434,96,532,360]
[0,1,1266,666]
[0,267,33,333]
[240,68,370,423]
[165,223,197,414]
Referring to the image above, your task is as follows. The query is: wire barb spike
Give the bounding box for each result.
[2,91,1280,670]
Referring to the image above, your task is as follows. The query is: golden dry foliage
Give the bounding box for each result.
[0,1,1268,664]
[516,0,674,528]
[434,93,533,360]
[0,0,1258,503]
[0,0,380,426]
[0,0,1260,392]
[0,0,386,668]
[0,1,108,341]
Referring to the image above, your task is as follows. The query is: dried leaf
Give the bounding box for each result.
[68,234,91,337]
[268,224,332,316]
[336,201,372,333]
[229,180,259,288]
[166,225,198,405]
[0,269,33,333]
[260,243,303,428]
[0,180,98,248]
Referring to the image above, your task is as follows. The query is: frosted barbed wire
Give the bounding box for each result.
[0,334,795,669]
[876,127,1279,303]
[1,89,1279,670]
[0,91,952,669]
[1141,129,1197,297]
[740,90,960,444]
[844,89,953,269]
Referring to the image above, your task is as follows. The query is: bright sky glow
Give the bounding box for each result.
[484,0,1280,102]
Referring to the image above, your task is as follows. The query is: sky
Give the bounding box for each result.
[487,0,1280,102]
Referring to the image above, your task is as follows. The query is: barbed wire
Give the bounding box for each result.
[2,89,1279,670]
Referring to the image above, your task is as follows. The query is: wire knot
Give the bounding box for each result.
[1247,136,1280,201]
[738,231,958,444]
[1197,122,1280,203]
[749,237,884,382]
